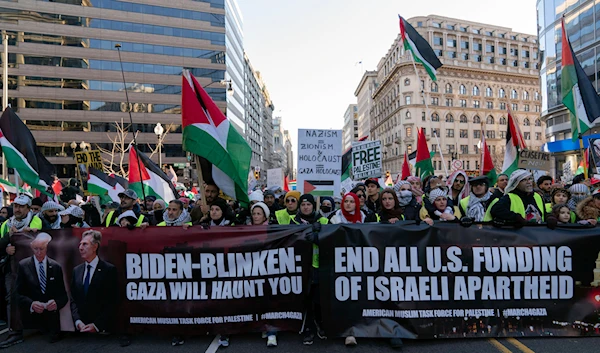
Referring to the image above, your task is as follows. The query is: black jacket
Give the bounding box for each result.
[490,189,545,223]
[17,257,68,315]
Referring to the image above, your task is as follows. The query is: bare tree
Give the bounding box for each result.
[96,118,131,177]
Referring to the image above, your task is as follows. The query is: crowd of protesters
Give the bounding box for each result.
[0,169,599,349]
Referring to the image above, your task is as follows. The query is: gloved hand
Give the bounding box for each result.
[492,218,506,228]
[460,217,474,228]
[514,214,527,229]
[312,222,322,233]
[546,215,558,230]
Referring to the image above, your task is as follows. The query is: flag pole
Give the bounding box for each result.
[409,54,448,177]
[194,154,207,208]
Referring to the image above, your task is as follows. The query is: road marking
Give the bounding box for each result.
[506,337,536,353]
[488,338,513,353]
[204,335,221,353]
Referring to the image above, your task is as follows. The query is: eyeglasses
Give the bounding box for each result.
[454,179,466,184]
[357,194,366,198]
[285,199,297,203]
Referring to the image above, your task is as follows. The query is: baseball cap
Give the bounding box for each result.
[118,189,138,200]
[364,178,380,188]
[13,195,32,207]
[59,205,85,219]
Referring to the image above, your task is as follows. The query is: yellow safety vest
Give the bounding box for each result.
[275,209,296,225]
[1,216,42,237]
[484,193,544,222]
[545,203,576,223]
[105,211,145,227]
[157,221,192,226]
[289,216,328,269]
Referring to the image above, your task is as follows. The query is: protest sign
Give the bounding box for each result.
[517,150,552,171]
[351,140,382,180]
[267,168,284,188]
[74,150,103,192]
[297,129,342,196]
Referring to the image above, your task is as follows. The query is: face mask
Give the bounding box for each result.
[397,190,413,206]
[399,190,412,198]
[321,205,332,213]
[571,195,587,204]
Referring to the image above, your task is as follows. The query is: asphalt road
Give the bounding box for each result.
[3,330,600,353]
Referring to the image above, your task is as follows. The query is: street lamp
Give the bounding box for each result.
[154,122,164,168]
[220,79,234,96]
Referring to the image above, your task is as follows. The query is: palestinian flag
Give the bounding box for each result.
[181,70,251,203]
[0,128,50,195]
[415,128,434,179]
[341,147,352,181]
[480,125,497,185]
[0,177,17,194]
[399,15,443,81]
[0,108,54,195]
[109,173,129,190]
[561,18,600,140]
[128,146,177,202]
[304,180,334,196]
[401,151,411,180]
[87,167,125,204]
[501,110,527,177]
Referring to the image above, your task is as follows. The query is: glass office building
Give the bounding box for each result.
[538,0,600,175]
[0,0,244,178]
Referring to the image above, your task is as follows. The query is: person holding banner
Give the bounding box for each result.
[250,202,270,225]
[393,181,420,220]
[378,189,405,223]
[200,198,235,227]
[59,206,90,229]
[446,171,469,206]
[458,176,492,223]
[330,192,370,225]
[16,233,68,343]
[318,196,336,220]
[104,190,147,227]
[350,188,378,222]
[420,189,461,225]
[273,191,301,225]
[156,200,192,228]
[489,170,546,227]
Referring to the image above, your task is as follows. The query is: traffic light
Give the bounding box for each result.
[385,171,390,178]
[254,171,260,180]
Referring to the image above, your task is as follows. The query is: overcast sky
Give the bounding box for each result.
[237,0,539,159]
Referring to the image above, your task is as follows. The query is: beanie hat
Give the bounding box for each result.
[569,183,590,195]
[32,197,44,207]
[41,201,64,213]
[393,180,411,193]
[249,190,264,203]
[263,190,275,198]
[284,191,301,201]
[251,202,270,220]
[429,188,448,203]
[320,196,335,207]
[116,210,138,225]
[211,198,230,214]
[299,194,316,209]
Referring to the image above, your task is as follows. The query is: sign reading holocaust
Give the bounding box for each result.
[319,223,600,339]
[12,226,313,335]
[351,140,382,180]
[297,129,342,196]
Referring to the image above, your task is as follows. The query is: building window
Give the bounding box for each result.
[446,129,454,137]
[535,105,540,112]
[523,61,530,68]
[512,60,518,67]
[499,88,505,98]
[485,87,493,97]
[536,132,541,140]
[473,55,482,62]
[472,29,481,34]
[500,131,506,138]
[432,144,438,152]
[524,104,530,112]
[472,86,480,96]
[432,128,440,136]
[431,97,439,105]
[499,117,506,124]
[446,114,454,122]
[486,116,495,124]
[499,58,507,65]
[499,46,507,55]
[447,39,457,47]
[447,145,456,154]
[422,112,426,121]
[405,96,411,105]
[460,26,468,32]
[460,99,467,107]
[524,132,531,140]
[486,101,493,109]
[459,85,467,95]
[534,91,540,100]
[522,50,530,58]
[420,80,425,90]
[417,21,423,27]
[523,118,530,126]
[445,83,453,93]
[500,102,506,110]
[474,130,481,138]
[511,103,518,111]
[535,118,541,126]
[461,53,469,60]
[447,24,455,30]
[460,145,468,154]
[404,78,410,86]
[485,56,495,64]
[434,49,442,57]
[460,129,468,138]
[511,89,518,99]
[406,127,412,137]
[433,36,443,45]
[486,131,496,139]
[523,91,529,100]
[432,22,441,28]
[431,82,438,92]
[460,115,467,123]
[432,113,440,122]
[510,48,518,56]
[446,98,453,107]
[406,111,411,119]
[473,100,480,108]
[461,40,469,49]
[407,144,413,153]
[486,44,495,53]
[473,115,481,123]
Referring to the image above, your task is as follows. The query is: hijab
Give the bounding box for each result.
[341,192,362,224]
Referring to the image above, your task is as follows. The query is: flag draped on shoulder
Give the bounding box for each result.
[181,70,251,203]
[561,18,600,140]
[87,167,125,204]
[415,128,434,179]
[128,146,177,202]
[399,15,443,81]
[480,125,497,185]
[501,111,527,177]
[0,108,54,195]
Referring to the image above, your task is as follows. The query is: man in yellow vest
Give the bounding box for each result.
[157,200,192,228]
[274,191,300,225]
[459,176,491,222]
[103,189,147,227]
[490,169,545,227]
[0,194,43,348]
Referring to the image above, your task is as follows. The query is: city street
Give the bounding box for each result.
[3,329,600,353]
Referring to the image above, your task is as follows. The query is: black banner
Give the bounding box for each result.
[12,225,314,335]
[319,223,600,339]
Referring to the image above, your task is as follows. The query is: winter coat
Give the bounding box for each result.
[575,196,600,221]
